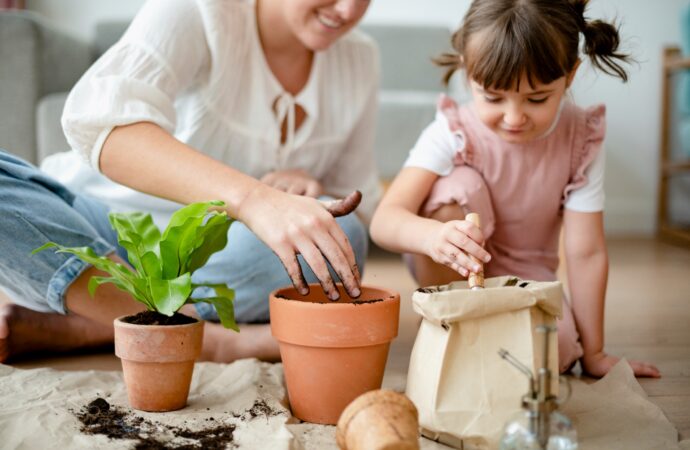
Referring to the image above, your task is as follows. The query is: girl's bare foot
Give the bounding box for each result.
[0,303,114,363]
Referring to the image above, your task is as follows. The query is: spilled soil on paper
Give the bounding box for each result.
[73,397,284,449]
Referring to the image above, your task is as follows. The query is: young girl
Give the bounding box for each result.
[370,0,660,378]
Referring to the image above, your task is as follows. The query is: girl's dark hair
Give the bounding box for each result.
[436,0,630,89]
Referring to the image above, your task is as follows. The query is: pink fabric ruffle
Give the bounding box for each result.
[562,104,606,203]
[436,94,480,168]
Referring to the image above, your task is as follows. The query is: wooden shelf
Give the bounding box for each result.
[663,159,690,174]
[658,47,690,247]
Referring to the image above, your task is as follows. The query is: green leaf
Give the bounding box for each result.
[184,214,233,274]
[33,243,151,307]
[147,273,192,316]
[192,283,238,331]
[160,202,223,279]
[88,275,155,310]
[108,212,162,277]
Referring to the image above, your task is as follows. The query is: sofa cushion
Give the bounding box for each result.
[0,11,91,163]
[0,12,41,162]
[36,92,70,162]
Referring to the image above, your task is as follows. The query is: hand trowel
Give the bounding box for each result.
[465,212,484,290]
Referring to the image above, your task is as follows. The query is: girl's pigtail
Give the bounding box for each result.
[433,29,464,85]
[583,20,629,81]
[570,0,630,82]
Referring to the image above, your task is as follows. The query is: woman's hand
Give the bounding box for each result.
[261,169,323,198]
[237,184,361,301]
[423,219,491,277]
[582,351,661,378]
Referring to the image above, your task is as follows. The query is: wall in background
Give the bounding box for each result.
[25,0,687,235]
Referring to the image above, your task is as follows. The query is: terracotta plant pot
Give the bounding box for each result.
[114,316,204,412]
[336,389,420,450]
[269,284,400,424]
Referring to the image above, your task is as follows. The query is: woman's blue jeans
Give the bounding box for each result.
[0,149,368,323]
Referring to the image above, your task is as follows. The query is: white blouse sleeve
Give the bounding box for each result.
[61,0,209,170]
[564,146,605,212]
[321,45,382,226]
[403,110,460,176]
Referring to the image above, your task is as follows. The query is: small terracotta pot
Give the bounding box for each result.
[269,284,400,425]
[114,316,204,412]
[336,390,420,450]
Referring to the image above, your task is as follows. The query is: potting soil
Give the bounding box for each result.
[121,311,197,325]
[74,397,285,449]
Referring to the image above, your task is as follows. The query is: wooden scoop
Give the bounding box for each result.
[465,213,484,290]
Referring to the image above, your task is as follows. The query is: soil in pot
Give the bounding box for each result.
[121,311,197,326]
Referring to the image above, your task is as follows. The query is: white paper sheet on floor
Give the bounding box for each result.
[0,359,683,449]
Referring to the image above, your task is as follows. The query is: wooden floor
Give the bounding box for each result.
[5,238,690,441]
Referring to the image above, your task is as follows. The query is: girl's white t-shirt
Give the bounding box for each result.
[404,109,605,212]
[41,0,382,228]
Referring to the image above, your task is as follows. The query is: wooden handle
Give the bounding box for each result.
[465,213,484,289]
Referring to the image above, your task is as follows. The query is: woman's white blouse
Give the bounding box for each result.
[42,0,382,227]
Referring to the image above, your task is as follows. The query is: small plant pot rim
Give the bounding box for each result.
[114,315,204,363]
[113,315,201,330]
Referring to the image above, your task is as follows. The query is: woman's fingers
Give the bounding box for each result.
[321,226,361,298]
[294,236,340,301]
[286,183,306,196]
[273,246,310,296]
[321,191,362,217]
[241,186,360,300]
[303,180,322,198]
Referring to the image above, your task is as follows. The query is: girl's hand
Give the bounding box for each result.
[424,219,491,277]
[237,184,361,301]
[582,351,661,378]
[261,169,323,198]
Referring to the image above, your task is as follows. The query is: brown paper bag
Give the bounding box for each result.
[405,276,563,450]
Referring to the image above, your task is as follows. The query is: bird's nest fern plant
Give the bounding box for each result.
[33,201,238,330]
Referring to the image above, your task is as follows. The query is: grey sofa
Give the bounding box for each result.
[0,11,452,180]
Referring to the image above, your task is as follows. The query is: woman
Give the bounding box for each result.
[0,0,380,363]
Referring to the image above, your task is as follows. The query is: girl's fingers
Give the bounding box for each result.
[440,244,473,275]
[449,224,491,264]
[629,360,661,378]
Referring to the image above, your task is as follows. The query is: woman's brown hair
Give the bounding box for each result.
[436,0,630,89]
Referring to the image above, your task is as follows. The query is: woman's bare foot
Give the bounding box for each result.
[0,303,114,363]
[200,322,280,363]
